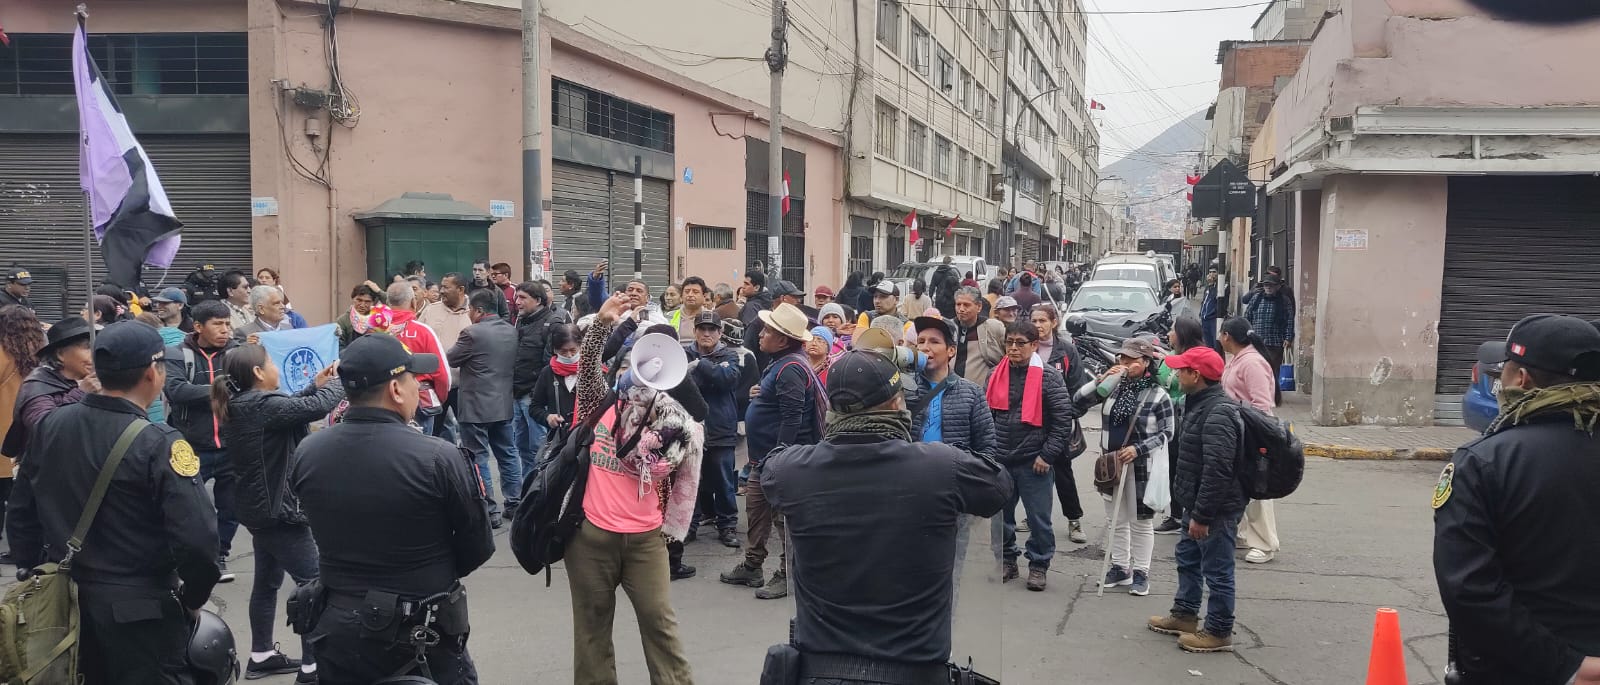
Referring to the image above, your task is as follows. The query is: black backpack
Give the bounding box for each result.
[1236,404,1305,500]
[510,391,609,584]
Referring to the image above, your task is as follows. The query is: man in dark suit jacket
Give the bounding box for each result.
[448,289,522,528]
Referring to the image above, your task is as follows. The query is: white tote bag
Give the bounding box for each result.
[1143,441,1172,512]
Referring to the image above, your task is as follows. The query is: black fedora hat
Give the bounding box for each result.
[39,317,94,358]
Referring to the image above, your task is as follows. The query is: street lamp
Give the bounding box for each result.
[1088,174,1121,257]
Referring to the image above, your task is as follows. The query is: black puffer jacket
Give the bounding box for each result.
[513,305,571,398]
[1173,384,1246,525]
[223,384,345,529]
[989,361,1074,467]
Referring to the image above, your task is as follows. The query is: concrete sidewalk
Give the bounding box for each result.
[1278,392,1479,461]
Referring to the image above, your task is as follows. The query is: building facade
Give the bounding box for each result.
[1239,0,1600,426]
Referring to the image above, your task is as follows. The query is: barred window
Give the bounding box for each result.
[956,148,970,190]
[689,225,736,250]
[910,21,931,77]
[906,119,929,171]
[877,0,902,53]
[0,33,247,96]
[875,99,899,159]
[552,78,674,153]
[933,135,953,181]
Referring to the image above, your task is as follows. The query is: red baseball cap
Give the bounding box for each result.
[814,285,835,297]
[1165,346,1225,381]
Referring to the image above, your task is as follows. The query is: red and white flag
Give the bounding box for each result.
[904,210,919,244]
[781,171,792,216]
[1186,174,1201,185]
[1089,100,1106,111]
[0,20,11,47]
[945,215,959,238]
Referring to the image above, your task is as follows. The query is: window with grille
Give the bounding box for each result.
[0,33,247,96]
[552,78,675,153]
[906,119,929,171]
[989,95,1001,128]
[689,225,735,250]
[956,149,970,190]
[877,0,902,52]
[933,136,953,181]
[960,70,973,111]
[875,100,899,159]
[936,47,955,93]
[974,85,987,120]
[910,22,931,77]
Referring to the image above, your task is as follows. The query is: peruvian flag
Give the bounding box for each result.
[1089,100,1107,111]
[781,170,791,216]
[904,210,919,244]
[1186,174,1200,185]
[945,215,959,238]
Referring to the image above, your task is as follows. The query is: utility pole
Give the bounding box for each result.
[997,0,1012,269]
[521,0,543,281]
[766,0,788,280]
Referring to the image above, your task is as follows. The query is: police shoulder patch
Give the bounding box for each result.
[1431,463,1455,510]
[170,439,200,478]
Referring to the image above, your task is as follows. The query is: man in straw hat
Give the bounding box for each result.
[720,302,826,601]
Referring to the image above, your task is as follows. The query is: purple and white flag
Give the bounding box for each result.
[72,14,182,289]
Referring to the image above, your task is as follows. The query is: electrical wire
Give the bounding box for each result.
[890,0,1272,15]
[323,0,361,127]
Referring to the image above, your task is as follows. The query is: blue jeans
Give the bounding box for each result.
[461,420,521,512]
[1000,464,1056,569]
[696,445,739,530]
[513,396,549,476]
[1173,512,1243,636]
[196,448,239,558]
[248,522,319,662]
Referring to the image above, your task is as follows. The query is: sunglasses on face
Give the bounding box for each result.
[1004,339,1033,348]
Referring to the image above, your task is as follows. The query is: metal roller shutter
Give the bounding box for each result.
[0,133,251,321]
[550,161,671,298]
[1436,175,1600,394]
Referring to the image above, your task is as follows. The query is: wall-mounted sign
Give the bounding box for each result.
[1334,228,1369,251]
[490,200,516,218]
[251,197,279,217]
[683,167,694,184]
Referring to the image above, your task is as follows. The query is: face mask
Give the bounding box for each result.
[555,353,579,365]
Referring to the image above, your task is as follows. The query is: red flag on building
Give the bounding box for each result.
[1186,174,1200,185]
[0,20,11,47]
[945,215,959,238]
[1089,100,1106,111]
[781,171,791,216]
[904,210,920,244]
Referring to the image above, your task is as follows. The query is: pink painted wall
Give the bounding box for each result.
[1270,0,1600,163]
[1310,174,1447,425]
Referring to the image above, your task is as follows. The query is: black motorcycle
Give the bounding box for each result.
[1066,310,1172,377]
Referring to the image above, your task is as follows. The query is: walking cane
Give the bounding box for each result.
[1097,466,1132,598]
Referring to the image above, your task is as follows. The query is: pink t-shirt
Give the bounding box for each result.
[582,406,673,534]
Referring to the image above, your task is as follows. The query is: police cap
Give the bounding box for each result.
[92,321,166,371]
[340,333,439,393]
[1481,314,1600,380]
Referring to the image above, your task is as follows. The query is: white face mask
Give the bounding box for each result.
[555,353,580,365]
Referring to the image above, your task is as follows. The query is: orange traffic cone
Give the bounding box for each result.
[1365,607,1407,685]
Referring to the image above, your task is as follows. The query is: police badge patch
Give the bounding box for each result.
[170,439,201,478]
[1431,463,1454,509]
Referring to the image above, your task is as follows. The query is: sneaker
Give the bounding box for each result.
[1155,517,1183,535]
[1179,629,1234,653]
[718,528,741,549]
[670,563,697,581]
[1017,519,1030,533]
[1102,565,1132,588]
[217,558,236,584]
[245,649,301,679]
[1068,520,1087,544]
[755,571,788,600]
[1147,613,1200,636]
[720,562,765,588]
[1245,548,1275,564]
[294,670,319,685]
[1002,559,1019,583]
[1025,567,1048,592]
[502,502,519,519]
[1129,570,1149,596]
[0,551,13,565]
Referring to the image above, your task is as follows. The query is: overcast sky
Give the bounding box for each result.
[1082,0,1269,166]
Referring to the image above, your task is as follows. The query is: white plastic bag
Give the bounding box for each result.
[1143,442,1172,512]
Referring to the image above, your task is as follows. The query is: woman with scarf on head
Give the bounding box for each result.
[1073,336,1175,598]
[566,292,701,684]
[211,343,342,681]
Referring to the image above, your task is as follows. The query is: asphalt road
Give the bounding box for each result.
[207,425,1453,685]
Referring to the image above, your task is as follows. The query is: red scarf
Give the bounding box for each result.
[986,353,1045,427]
[550,358,580,377]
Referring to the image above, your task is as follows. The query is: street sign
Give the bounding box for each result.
[1189,159,1258,220]
[490,199,515,218]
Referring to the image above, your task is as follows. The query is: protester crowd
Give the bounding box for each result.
[0,250,1592,685]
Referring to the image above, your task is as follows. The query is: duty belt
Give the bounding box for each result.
[799,653,950,685]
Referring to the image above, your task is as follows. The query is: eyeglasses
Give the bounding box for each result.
[1004,340,1033,348]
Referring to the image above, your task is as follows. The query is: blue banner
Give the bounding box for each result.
[257,324,339,394]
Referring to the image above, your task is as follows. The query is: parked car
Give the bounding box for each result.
[1091,253,1173,299]
[887,256,987,296]
[1063,279,1161,339]
[1464,340,1504,433]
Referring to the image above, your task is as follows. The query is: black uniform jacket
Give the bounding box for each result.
[6,394,221,609]
[291,406,494,599]
[1433,413,1600,684]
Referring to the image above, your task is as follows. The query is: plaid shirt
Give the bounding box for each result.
[1074,379,1176,461]
[1246,292,1295,346]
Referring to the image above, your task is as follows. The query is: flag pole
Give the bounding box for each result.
[77,4,95,349]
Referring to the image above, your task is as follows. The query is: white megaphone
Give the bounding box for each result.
[627,332,688,391]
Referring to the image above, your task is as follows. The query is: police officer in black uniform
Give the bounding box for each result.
[6,321,222,683]
[1434,314,1600,685]
[758,348,1013,684]
[291,334,494,685]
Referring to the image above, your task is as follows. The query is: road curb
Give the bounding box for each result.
[1304,443,1454,461]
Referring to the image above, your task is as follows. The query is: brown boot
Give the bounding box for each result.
[1002,559,1019,583]
[1178,629,1234,653]
[1026,567,1048,591]
[1147,613,1200,636]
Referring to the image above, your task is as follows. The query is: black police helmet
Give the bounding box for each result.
[188,609,240,685]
